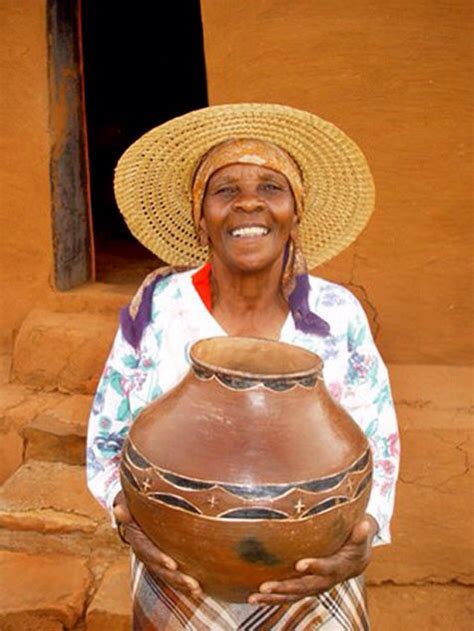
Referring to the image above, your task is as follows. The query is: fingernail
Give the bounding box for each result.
[260,583,274,594]
[248,596,258,604]
[165,560,177,571]
[191,589,202,599]
[185,578,199,591]
[296,561,309,572]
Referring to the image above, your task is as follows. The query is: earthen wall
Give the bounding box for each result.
[0,0,54,347]
[201,0,474,365]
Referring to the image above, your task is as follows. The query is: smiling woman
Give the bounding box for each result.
[87,103,399,629]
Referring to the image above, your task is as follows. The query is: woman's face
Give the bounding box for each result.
[200,163,297,273]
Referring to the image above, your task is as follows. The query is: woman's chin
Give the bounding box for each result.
[211,243,285,275]
[227,255,282,274]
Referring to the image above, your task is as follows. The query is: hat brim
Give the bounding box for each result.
[114,103,375,268]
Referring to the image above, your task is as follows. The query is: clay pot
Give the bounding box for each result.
[120,337,372,602]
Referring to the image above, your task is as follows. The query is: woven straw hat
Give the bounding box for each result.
[114,103,374,268]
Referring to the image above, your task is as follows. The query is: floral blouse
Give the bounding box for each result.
[86,268,399,546]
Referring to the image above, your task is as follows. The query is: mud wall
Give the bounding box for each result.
[0,0,53,347]
[201,0,473,365]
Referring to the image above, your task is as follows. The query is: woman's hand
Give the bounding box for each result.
[113,492,203,599]
[248,514,378,605]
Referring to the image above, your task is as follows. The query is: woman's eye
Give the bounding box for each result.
[262,183,281,191]
[215,186,236,195]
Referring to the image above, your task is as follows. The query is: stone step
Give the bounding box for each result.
[44,281,133,316]
[0,384,64,484]
[0,348,11,385]
[0,460,125,560]
[0,384,92,484]
[0,549,92,630]
[12,308,119,394]
[86,558,132,631]
[23,391,91,465]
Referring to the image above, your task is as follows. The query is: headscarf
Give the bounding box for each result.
[191,138,304,225]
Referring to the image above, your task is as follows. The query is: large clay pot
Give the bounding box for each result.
[120,337,372,602]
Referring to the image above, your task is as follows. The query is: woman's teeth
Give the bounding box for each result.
[230,226,270,237]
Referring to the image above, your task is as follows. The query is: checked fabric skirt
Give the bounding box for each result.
[131,556,370,630]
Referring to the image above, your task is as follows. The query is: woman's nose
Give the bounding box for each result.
[233,192,264,212]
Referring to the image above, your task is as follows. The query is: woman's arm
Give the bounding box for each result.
[338,296,400,546]
[250,292,400,603]
[86,326,138,513]
[86,324,203,597]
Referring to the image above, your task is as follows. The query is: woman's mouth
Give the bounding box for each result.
[230,226,270,238]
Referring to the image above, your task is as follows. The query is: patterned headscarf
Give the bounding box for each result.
[191,138,304,226]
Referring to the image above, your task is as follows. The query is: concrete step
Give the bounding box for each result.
[12,308,119,394]
[0,549,92,630]
[86,558,132,631]
[0,460,125,560]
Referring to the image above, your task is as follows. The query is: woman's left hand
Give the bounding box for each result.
[248,514,378,605]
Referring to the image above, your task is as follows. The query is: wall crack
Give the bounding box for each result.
[346,249,381,340]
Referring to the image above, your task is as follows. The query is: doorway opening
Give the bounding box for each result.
[81,2,208,284]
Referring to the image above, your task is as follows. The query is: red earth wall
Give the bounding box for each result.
[201,0,474,365]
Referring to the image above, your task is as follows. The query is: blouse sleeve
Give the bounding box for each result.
[339,297,400,547]
[86,326,143,516]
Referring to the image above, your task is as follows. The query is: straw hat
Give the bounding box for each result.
[114,103,374,268]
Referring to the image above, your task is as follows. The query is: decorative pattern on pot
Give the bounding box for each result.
[122,439,372,520]
[192,364,322,391]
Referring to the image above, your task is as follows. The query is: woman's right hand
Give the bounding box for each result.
[113,492,203,599]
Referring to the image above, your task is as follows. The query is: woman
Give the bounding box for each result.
[87,103,399,629]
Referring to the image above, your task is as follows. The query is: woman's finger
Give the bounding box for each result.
[248,593,302,605]
[349,517,373,545]
[296,548,368,581]
[295,558,334,575]
[113,503,133,524]
[258,575,327,596]
[112,494,202,596]
[124,523,178,571]
[147,565,203,597]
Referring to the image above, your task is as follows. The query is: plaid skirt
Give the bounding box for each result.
[131,556,370,630]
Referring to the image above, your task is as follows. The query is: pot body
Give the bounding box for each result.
[120,337,372,602]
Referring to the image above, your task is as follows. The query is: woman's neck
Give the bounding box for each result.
[209,256,288,339]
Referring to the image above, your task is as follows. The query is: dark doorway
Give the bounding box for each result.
[81,1,208,283]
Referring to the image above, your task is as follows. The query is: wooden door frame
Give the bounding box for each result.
[47,0,94,290]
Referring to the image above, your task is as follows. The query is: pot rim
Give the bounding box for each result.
[189,336,323,381]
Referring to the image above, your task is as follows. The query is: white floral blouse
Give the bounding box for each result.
[86,268,400,546]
